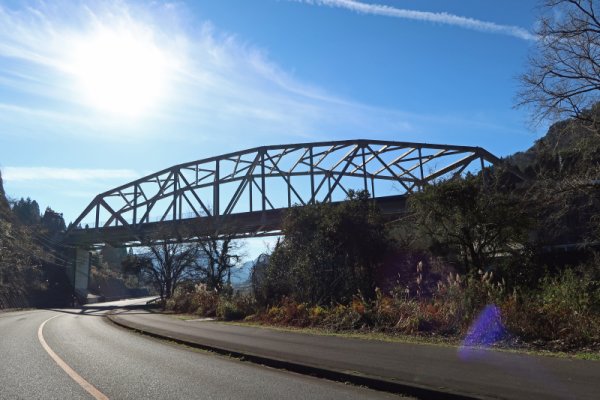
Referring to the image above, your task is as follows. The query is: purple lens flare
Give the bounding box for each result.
[462,304,506,346]
[457,304,570,398]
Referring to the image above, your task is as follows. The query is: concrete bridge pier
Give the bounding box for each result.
[71,248,91,299]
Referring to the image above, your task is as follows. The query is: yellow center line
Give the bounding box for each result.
[38,314,110,400]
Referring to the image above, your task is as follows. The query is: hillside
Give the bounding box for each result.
[506,114,600,247]
[0,171,32,308]
[0,171,12,219]
[509,116,600,179]
[0,170,73,309]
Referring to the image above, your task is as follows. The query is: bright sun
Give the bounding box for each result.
[71,29,168,117]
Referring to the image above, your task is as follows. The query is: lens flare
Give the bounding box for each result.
[457,304,571,397]
[459,304,506,359]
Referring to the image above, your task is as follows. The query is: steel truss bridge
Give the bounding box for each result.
[64,139,500,248]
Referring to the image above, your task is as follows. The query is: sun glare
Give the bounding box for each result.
[71,29,168,117]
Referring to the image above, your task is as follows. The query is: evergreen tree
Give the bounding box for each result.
[264,190,390,305]
[12,198,40,226]
[41,207,66,234]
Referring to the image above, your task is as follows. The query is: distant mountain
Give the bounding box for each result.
[230,254,270,287]
[230,260,253,285]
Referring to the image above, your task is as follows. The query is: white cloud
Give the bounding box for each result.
[0,1,426,142]
[2,167,138,182]
[0,0,529,149]
[296,0,535,41]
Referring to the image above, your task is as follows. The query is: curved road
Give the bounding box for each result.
[0,300,402,400]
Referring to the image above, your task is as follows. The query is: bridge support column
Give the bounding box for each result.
[71,248,91,296]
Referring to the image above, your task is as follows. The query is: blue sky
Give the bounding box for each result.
[0,0,541,255]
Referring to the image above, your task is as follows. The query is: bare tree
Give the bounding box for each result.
[123,240,199,299]
[518,0,600,125]
[195,235,245,292]
[122,218,246,297]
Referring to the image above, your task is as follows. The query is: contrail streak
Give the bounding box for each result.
[295,0,535,41]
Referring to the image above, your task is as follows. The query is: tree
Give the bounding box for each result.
[250,253,271,305]
[408,175,532,274]
[518,0,600,125]
[122,225,246,298]
[11,197,40,226]
[195,235,244,292]
[122,240,199,299]
[41,207,66,234]
[0,171,8,213]
[263,190,390,305]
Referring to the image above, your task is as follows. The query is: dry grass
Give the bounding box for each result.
[167,268,600,353]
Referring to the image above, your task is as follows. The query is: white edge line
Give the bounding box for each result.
[38,314,110,400]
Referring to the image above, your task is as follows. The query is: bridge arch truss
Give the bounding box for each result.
[67,139,500,245]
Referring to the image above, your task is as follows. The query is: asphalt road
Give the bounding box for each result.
[111,307,600,400]
[0,301,403,400]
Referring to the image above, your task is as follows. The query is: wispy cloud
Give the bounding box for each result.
[0,1,426,143]
[0,0,529,150]
[295,0,535,41]
[2,167,138,182]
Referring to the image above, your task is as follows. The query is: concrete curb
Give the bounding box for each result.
[106,312,487,400]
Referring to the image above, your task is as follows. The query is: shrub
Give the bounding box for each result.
[165,283,220,316]
[373,289,399,326]
[309,305,328,324]
[322,303,364,331]
[502,268,600,348]
[191,284,220,317]
[262,297,310,326]
[216,299,245,321]
[425,271,506,335]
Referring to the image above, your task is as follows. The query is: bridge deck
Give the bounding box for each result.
[64,195,407,248]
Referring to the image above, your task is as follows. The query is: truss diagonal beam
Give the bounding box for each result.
[66,139,504,246]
